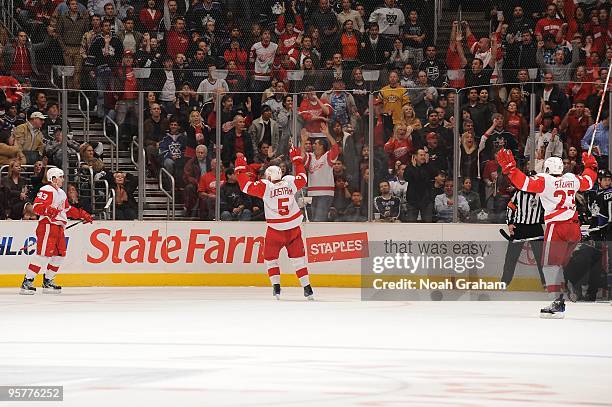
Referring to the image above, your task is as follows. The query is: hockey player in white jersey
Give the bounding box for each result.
[20,168,94,294]
[496,149,598,318]
[234,147,314,300]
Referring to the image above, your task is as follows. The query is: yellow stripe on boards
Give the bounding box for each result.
[0,274,544,291]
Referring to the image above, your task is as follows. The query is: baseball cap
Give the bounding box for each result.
[30,112,47,120]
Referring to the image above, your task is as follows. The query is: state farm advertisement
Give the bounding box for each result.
[0,221,372,274]
[0,221,538,282]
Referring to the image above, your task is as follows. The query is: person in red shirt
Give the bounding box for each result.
[384,123,414,168]
[535,4,564,41]
[298,87,332,137]
[566,66,593,103]
[559,100,593,152]
[138,0,163,32]
[278,21,300,56]
[113,50,138,130]
[197,158,226,220]
[166,17,189,59]
[0,75,23,104]
[340,20,361,66]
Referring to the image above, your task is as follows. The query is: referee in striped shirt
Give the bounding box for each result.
[501,173,546,287]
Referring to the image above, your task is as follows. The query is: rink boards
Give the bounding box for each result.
[0,221,543,290]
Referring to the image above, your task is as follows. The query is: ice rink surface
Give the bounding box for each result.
[0,287,611,407]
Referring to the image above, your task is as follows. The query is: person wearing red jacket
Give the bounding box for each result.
[165,17,189,59]
[20,168,93,295]
[0,76,23,104]
[234,147,314,300]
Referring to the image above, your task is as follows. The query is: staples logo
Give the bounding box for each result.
[306,232,369,263]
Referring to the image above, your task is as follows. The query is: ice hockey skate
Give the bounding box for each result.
[540,294,565,319]
[273,284,281,300]
[42,277,62,294]
[304,284,314,300]
[19,277,36,295]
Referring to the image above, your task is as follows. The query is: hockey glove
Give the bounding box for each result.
[582,152,598,171]
[496,148,516,175]
[45,206,61,219]
[235,153,247,173]
[80,209,94,224]
[289,147,303,164]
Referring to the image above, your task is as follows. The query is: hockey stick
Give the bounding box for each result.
[588,61,612,155]
[21,197,113,251]
[499,228,543,243]
[499,224,610,243]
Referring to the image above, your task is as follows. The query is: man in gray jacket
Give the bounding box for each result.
[248,105,280,155]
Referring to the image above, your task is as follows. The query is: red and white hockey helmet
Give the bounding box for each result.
[47,167,65,181]
[265,165,283,182]
[544,157,563,175]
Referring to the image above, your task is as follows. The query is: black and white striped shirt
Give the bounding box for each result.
[506,190,544,225]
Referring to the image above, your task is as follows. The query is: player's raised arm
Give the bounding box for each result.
[235,153,266,198]
[289,146,307,190]
[577,152,598,191]
[496,148,545,193]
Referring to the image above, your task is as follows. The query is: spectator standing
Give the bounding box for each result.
[337,0,364,33]
[220,168,252,221]
[536,38,581,83]
[379,70,410,125]
[309,0,340,60]
[302,125,339,221]
[581,115,609,169]
[358,22,391,65]
[2,31,38,82]
[368,0,404,38]
[249,105,279,156]
[418,45,447,88]
[221,114,254,166]
[138,0,163,32]
[12,111,45,164]
[559,101,592,153]
[183,144,209,217]
[117,17,142,53]
[89,18,123,119]
[249,29,278,96]
[166,17,189,59]
[403,9,426,66]
[403,148,436,222]
[534,4,563,41]
[56,0,89,90]
[45,129,80,168]
[298,87,332,138]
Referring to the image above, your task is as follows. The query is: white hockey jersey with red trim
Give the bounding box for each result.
[33,185,70,226]
[520,172,594,223]
[304,145,339,197]
[241,176,304,230]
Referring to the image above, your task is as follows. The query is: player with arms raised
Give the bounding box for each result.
[234,147,314,300]
[20,168,93,295]
[496,149,598,318]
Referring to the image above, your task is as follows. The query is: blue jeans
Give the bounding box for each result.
[95,66,112,118]
[221,209,252,221]
[311,195,333,222]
